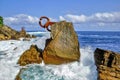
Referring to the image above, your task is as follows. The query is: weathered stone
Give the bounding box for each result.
[17,45,42,66]
[43,21,80,65]
[0,34,6,40]
[94,48,120,80]
[116,73,120,78]
[0,25,36,40]
[19,27,26,37]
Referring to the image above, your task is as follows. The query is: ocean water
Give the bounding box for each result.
[0,31,120,80]
[77,31,120,52]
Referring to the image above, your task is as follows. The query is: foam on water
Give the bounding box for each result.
[19,47,97,80]
[28,32,50,38]
[0,34,50,80]
[0,40,29,80]
[0,32,97,80]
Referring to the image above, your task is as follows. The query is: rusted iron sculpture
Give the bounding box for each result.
[39,16,55,32]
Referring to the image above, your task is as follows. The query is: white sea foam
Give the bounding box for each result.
[0,32,97,80]
[0,34,49,80]
[28,32,50,37]
[19,46,97,80]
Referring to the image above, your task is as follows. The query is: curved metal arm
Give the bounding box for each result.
[39,16,55,32]
[39,16,50,28]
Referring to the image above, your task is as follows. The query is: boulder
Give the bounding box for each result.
[17,45,42,66]
[43,21,80,65]
[94,48,120,80]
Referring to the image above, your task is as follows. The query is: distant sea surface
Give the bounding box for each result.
[76,31,120,52]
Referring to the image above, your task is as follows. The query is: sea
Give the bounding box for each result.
[0,31,120,80]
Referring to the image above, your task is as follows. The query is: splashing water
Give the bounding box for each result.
[19,47,97,80]
[0,32,97,80]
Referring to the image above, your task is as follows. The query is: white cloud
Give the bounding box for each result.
[59,12,120,31]
[4,14,39,26]
[3,12,120,31]
[4,14,57,26]
[66,14,87,23]
[88,12,120,23]
[60,14,87,23]
[3,14,57,31]
[59,12,120,24]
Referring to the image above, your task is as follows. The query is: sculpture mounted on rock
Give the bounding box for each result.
[39,16,55,32]
[39,16,80,65]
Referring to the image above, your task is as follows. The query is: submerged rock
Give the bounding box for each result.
[43,21,80,64]
[17,45,42,66]
[94,48,120,80]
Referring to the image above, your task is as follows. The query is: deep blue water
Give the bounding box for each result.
[76,31,120,52]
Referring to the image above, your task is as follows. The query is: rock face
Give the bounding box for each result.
[0,25,35,40]
[18,45,42,66]
[43,21,80,64]
[94,48,120,80]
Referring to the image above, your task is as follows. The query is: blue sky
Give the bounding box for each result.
[0,0,120,31]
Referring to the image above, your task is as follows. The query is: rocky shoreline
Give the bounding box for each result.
[15,21,120,80]
[16,21,80,79]
[0,23,119,80]
[0,25,35,40]
[17,21,80,66]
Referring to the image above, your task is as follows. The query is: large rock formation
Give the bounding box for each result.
[94,48,120,80]
[0,25,35,40]
[43,21,80,64]
[18,45,42,66]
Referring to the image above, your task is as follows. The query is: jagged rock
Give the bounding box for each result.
[0,34,6,40]
[17,45,42,66]
[19,27,26,37]
[94,48,120,80]
[43,21,80,65]
[0,25,36,40]
[0,25,16,40]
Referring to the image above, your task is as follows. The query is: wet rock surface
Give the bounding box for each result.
[17,45,42,66]
[94,48,120,80]
[43,21,80,64]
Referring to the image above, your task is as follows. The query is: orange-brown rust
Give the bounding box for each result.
[39,16,55,31]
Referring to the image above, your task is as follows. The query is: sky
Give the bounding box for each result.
[0,0,120,31]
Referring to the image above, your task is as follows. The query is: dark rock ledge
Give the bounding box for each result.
[94,48,120,80]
